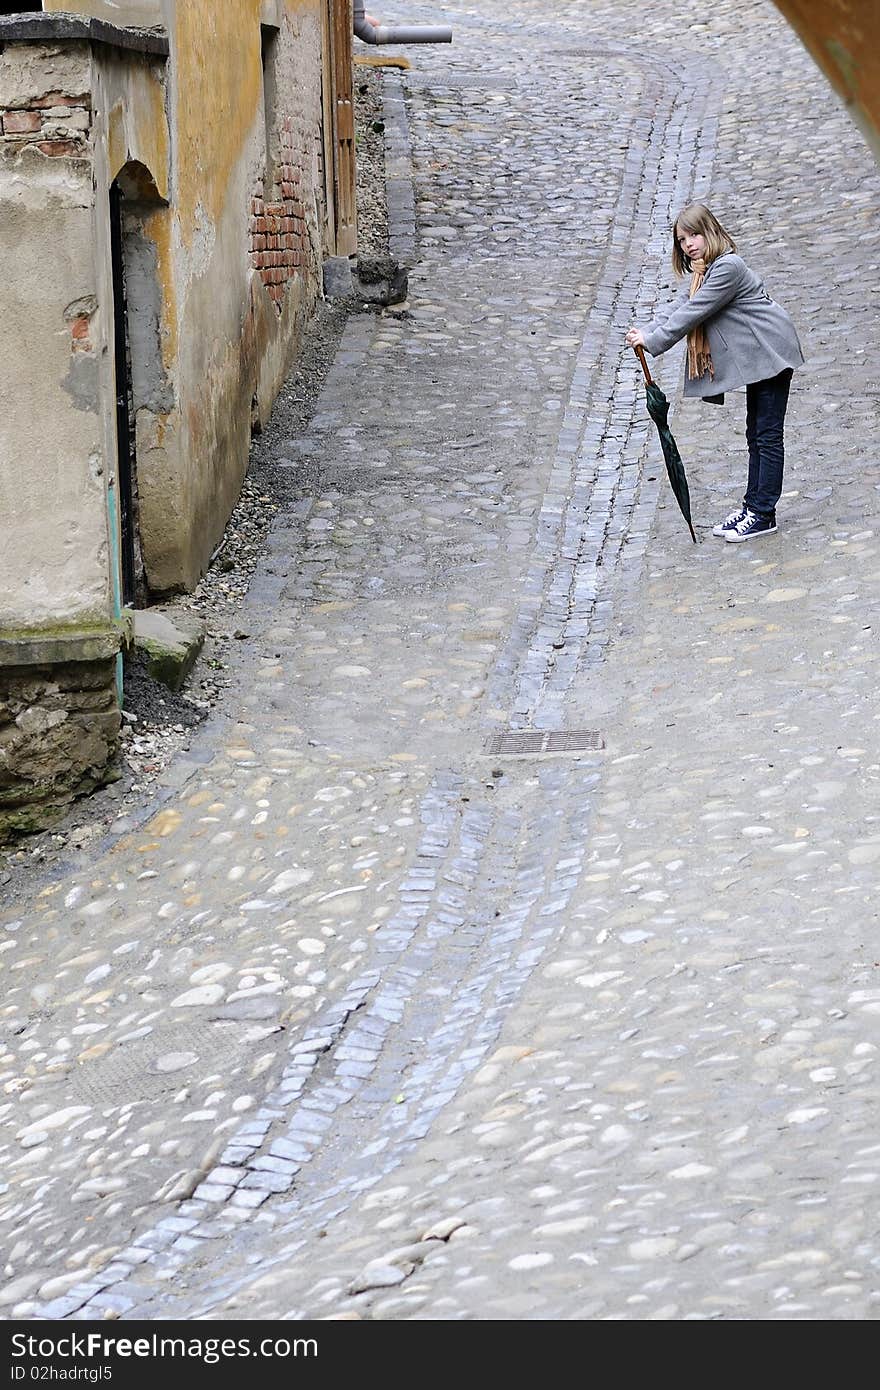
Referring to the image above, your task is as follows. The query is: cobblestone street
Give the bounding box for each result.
[2,0,880,1320]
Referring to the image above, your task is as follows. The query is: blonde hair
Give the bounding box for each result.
[672,203,737,276]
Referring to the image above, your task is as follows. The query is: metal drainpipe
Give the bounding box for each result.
[353,1,452,44]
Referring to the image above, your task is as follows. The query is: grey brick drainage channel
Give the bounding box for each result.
[482,41,722,730]
[36,39,724,1320]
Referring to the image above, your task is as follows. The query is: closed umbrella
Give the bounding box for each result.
[633,345,697,544]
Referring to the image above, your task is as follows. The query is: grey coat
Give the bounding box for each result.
[642,252,804,400]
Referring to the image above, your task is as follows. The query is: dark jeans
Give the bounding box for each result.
[744,368,793,518]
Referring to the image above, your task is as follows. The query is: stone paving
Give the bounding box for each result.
[2,0,879,1320]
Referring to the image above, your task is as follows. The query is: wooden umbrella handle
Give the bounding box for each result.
[632,344,653,385]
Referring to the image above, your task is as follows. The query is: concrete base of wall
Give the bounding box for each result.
[0,629,121,841]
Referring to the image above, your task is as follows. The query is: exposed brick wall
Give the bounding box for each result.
[0,90,92,157]
[63,294,99,356]
[249,117,310,312]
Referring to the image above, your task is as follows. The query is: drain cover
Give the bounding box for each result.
[483,729,605,757]
[65,1021,253,1108]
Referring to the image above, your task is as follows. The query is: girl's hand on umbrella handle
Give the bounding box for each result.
[625,328,645,348]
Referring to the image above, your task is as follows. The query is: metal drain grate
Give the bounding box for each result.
[65,1021,252,1108]
[483,729,605,757]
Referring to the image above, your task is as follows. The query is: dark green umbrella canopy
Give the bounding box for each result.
[634,347,697,544]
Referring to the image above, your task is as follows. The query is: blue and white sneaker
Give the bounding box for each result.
[712,506,748,538]
[725,509,777,543]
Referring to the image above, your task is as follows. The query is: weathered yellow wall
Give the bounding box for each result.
[45,0,327,594]
[105,62,169,201]
[144,0,326,592]
[172,2,262,248]
[5,1,330,600]
[773,0,880,162]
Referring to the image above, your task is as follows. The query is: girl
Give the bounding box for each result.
[626,204,804,542]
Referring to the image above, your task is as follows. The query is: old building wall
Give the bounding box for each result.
[89,44,173,605]
[0,40,123,837]
[0,43,107,632]
[145,0,326,593]
[32,1,330,598]
[0,2,341,834]
[249,4,328,424]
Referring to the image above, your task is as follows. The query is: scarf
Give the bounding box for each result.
[686,258,714,381]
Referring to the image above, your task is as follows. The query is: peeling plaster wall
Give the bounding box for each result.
[89,44,174,600]
[147,0,326,593]
[0,44,109,630]
[3,0,330,607]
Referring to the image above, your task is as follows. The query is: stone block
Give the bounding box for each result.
[0,654,120,841]
[322,255,354,299]
[132,608,205,692]
[353,255,408,306]
[0,628,120,667]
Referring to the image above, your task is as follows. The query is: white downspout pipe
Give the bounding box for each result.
[353,1,452,44]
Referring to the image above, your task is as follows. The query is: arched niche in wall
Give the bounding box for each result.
[108,158,171,607]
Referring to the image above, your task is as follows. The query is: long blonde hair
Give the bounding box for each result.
[672,203,737,277]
